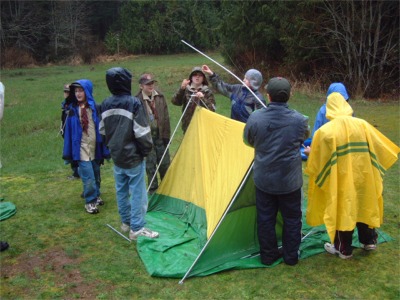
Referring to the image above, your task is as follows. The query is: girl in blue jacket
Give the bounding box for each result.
[62,79,110,214]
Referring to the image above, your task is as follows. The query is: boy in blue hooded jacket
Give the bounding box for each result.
[62,79,110,214]
[311,82,350,137]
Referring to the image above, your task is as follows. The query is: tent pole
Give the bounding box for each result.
[181,40,266,109]
[179,162,254,284]
[106,224,131,243]
[147,97,193,193]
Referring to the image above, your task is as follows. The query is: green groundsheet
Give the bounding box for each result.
[137,209,392,279]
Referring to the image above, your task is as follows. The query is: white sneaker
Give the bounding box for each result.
[84,203,99,214]
[121,223,130,233]
[95,197,104,206]
[129,227,159,240]
[360,243,377,251]
[324,243,352,259]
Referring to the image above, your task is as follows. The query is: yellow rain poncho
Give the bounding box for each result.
[305,92,400,243]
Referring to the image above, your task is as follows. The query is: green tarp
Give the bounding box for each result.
[136,108,392,282]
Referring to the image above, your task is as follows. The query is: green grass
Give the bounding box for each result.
[1,53,399,299]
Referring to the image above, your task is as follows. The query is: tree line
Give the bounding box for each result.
[1,0,398,99]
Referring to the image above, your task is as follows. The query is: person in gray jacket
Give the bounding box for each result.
[99,67,158,241]
[244,77,309,266]
[202,65,265,123]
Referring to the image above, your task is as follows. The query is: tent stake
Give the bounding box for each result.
[106,224,131,243]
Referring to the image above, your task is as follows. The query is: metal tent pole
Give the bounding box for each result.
[179,162,254,284]
[147,97,193,193]
[181,40,266,109]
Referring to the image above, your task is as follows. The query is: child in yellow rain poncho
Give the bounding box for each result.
[304,92,399,259]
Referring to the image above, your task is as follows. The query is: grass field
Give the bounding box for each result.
[0,53,399,299]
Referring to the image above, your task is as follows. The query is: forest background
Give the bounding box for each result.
[1,0,399,99]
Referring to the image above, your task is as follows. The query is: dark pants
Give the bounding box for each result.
[146,138,170,194]
[334,223,378,255]
[256,187,302,265]
[71,161,79,178]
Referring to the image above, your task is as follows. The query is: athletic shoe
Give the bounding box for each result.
[85,202,99,214]
[129,227,159,240]
[0,241,9,252]
[360,243,377,251]
[324,243,352,259]
[96,197,104,206]
[121,223,130,233]
[67,175,80,180]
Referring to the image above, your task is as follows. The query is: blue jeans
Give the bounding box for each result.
[113,161,148,231]
[79,160,101,204]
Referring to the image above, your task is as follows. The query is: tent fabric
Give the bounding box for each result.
[136,108,392,280]
[148,107,255,239]
[0,201,16,221]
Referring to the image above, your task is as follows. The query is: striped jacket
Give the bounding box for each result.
[99,67,153,169]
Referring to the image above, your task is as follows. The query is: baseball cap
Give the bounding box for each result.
[266,77,291,102]
[139,73,157,85]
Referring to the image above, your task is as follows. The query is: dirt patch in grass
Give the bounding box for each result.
[1,246,98,299]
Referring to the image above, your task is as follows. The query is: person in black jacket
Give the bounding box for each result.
[244,77,309,266]
[99,67,159,240]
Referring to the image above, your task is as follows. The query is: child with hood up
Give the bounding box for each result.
[62,79,110,214]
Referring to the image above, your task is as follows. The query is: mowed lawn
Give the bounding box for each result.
[0,53,399,299]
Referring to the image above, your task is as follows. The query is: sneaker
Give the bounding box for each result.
[85,202,99,214]
[360,243,377,251]
[67,175,80,180]
[324,243,352,259]
[121,223,130,233]
[96,197,104,206]
[129,227,159,240]
[0,241,9,252]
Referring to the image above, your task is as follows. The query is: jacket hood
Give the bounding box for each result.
[70,79,95,106]
[106,67,132,95]
[326,92,353,120]
[245,69,263,90]
[326,82,349,100]
[189,67,208,86]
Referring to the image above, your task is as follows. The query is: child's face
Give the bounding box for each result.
[141,82,155,96]
[75,87,86,102]
[191,72,204,85]
[243,77,251,88]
